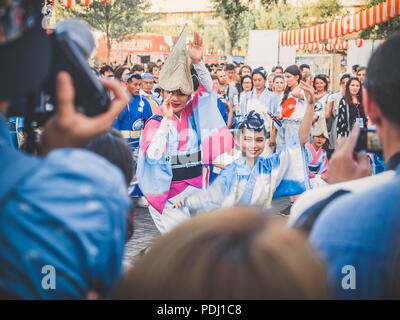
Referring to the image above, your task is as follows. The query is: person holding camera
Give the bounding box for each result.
[0,1,131,299]
[289,33,400,299]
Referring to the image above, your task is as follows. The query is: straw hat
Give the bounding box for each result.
[158,26,193,95]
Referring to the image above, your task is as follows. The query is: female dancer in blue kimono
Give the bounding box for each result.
[236,67,280,156]
[173,81,317,214]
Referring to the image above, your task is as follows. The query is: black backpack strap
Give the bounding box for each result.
[292,189,351,234]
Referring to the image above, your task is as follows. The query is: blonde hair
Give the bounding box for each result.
[114,207,328,300]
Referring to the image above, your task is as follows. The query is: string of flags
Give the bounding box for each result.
[281,0,398,51]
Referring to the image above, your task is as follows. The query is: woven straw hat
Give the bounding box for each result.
[158,26,194,95]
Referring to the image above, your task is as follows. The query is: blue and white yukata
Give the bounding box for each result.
[185,134,310,214]
[304,143,329,189]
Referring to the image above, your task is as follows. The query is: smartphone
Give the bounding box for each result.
[268,112,282,127]
[354,128,383,153]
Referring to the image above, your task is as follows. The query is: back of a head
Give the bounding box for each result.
[285,65,301,77]
[365,33,400,126]
[226,63,235,71]
[85,130,134,186]
[299,64,310,71]
[100,65,114,75]
[132,64,144,72]
[114,207,328,300]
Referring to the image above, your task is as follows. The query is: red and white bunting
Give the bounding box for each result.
[80,0,93,5]
[280,0,400,46]
[62,0,75,8]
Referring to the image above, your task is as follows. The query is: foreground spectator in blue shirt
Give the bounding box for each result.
[291,33,400,299]
[0,72,130,299]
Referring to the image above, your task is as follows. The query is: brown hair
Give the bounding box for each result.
[239,65,252,76]
[114,207,328,300]
[281,65,301,105]
[345,77,363,106]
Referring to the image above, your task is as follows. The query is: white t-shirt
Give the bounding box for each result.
[285,90,308,120]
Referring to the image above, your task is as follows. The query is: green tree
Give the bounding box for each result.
[60,0,159,63]
[307,0,343,25]
[361,0,400,39]
[254,0,307,30]
[210,0,256,55]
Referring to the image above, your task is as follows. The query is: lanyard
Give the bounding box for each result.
[353,102,361,118]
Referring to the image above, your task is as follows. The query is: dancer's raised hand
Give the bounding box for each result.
[188,31,203,64]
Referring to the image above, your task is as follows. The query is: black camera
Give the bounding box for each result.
[7,20,110,125]
[355,128,383,153]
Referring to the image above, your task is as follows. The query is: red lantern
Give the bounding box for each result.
[342,40,349,50]
[326,43,333,51]
[217,49,223,56]
[297,44,306,51]
[332,38,339,46]
[356,39,363,47]
[318,43,325,52]
[232,49,239,56]
[328,38,332,44]
[80,0,92,5]
[62,0,75,8]
[307,43,314,52]
[335,42,342,50]
[312,42,318,51]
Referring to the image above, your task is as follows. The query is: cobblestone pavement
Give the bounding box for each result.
[123,197,291,265]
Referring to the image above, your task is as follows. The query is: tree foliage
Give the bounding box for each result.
[360,0,400,39]
[307,0,343,25]
[60,0,160,62]
[254,0,306,30]
[210,0,255,54]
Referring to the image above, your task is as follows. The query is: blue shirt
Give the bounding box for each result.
[0,115,130,299]
[309,164,400,299]
[217,98,228,124]
[112,95,152,151]
[237,87,280,123]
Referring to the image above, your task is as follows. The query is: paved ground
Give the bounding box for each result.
[123,197,292,266]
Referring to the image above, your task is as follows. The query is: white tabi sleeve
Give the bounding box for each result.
[146,118,173,161]
[193,61,213,93]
